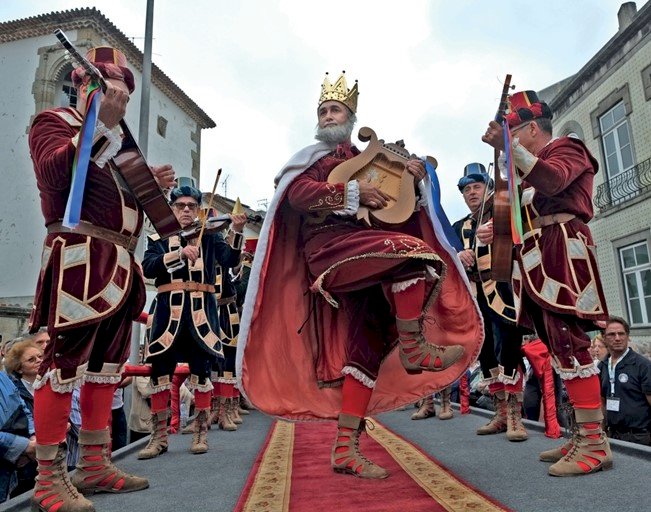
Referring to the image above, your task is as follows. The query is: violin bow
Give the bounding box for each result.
[470,162,493,251]
[196,168,222,247]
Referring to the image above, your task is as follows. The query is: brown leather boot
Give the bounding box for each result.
[32,443,95,512]
[228,398,243,425]
[438,387,454,420]
[331,414,389,479]
[548,408,613,477]
[505,393,528,441]
[476,391,507,435]
[217,397,238,431]
[540,407,576,462]
[539,440,574,462]
[137,410,169,459]
[411,396,435,420]
[209,395,220,425]
[181,418,195,435]
[239,395,255,411]
[71,428,149,495]
[396,317,464,373]
[190,409,209,454]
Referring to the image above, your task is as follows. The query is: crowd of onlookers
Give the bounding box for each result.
[0,327,239,504]
[0,330,142,503]
[3,316,651,503]
[407,316,651,447]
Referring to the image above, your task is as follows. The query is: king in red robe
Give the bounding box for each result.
[238,73,483,479]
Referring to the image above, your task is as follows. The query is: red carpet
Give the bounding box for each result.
[234,419,512,512]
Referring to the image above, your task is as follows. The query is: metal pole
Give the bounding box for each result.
[128,0,155,442]
[138,0,154,157]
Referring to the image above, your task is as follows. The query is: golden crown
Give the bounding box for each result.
[318,71,359,114]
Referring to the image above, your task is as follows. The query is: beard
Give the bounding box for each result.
[314,114,356,144]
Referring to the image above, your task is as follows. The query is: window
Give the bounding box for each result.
[599,101,633,179]
[157,115,168,138]
[58,69,77,108]
[619,241,651,326]
[61,83,78,108]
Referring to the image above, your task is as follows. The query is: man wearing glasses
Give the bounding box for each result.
[138,185,247,459]
[481,90,611,477]
[599,316,651,446]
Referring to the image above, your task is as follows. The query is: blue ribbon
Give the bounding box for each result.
[63,88,101,228]
[425,160,463,251]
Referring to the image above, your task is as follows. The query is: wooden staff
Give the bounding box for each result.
[196,168,222,248]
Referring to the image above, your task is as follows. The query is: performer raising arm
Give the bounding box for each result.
[28,46,175,512]
[238,72,483,479]
[481,90,611,477]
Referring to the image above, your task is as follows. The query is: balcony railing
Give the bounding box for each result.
[594,157,651,211]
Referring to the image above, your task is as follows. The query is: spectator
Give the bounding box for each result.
[66,388,81,471]
[3,339,42,496]
[1,371,36,502]
[111,381,130,451]
[129,376,153,443]
[598,316,651,446]
[591,333,609,362]
[4,340,43,414]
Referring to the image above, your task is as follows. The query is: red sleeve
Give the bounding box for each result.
[524,140,595,196]
[28,111,77,191]
[286,163,347,213]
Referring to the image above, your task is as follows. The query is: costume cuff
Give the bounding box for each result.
[521,187,535,206]
[93,120,122,169]
[341,366,376,389]
[416,180,428,209]
[164,248,186,273]
[511,137,538,179]
[226,229,244,250]
[334,180,360,216]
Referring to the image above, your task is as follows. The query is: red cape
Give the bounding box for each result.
[238,144,484,420]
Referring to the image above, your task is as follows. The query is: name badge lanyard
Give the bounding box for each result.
[607,347,630,396]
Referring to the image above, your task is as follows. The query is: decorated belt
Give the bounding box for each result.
[217,296,236,306]
[47,221,138,253]
[530,213,576,230]
[157,282,215,293]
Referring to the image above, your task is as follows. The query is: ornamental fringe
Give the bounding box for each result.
[216,377,237,385]
[84,373,123,385]
[496,367,521,386]
[391,276,426,293]
[341,365,376,389]
[148,379,173,394]
[185,379,214,393]
[34,369,83,394]
[553,357,600,380]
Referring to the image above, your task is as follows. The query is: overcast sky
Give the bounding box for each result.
[2,0,645,220]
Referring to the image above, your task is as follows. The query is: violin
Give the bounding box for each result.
[181,213,262,241]
[54,29,182,240]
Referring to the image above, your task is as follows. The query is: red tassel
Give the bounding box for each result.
[459,373,470,414]
[169,373,184,434]
[522,339,561,439]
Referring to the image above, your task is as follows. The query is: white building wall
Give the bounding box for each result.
[0,35,51,301]
[0,32,201,309]
[553,34,651,354]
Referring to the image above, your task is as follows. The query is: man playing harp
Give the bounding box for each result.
[238,73,482,479]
